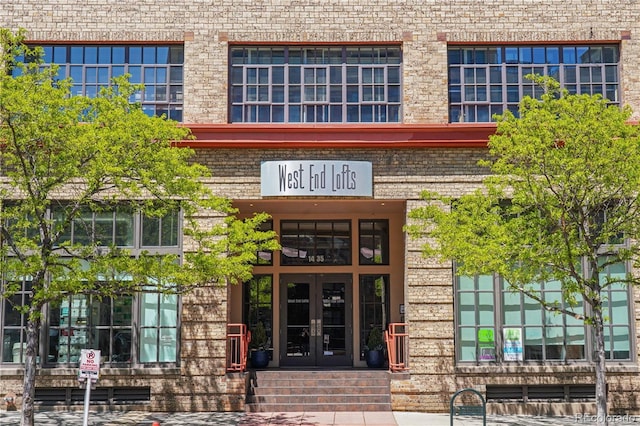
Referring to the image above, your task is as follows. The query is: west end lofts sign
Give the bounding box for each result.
[261,160,372,196]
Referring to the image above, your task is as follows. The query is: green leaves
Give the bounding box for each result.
[0,29,278,315]
[408,75,640,322]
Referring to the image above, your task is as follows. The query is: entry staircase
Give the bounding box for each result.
[246,369,392,412]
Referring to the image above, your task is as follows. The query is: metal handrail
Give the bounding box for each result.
[226,323,250,372]
[385,322,408,372]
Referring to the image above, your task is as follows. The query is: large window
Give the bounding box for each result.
[49,295,133,364]
[456,261,632,363]
[16,45,184,121]
[1,206,182,366]
[448,44,620,122]
[230,46,402,123]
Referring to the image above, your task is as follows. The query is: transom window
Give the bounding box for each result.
[230,46,402,123]
[280,220,351,265]
[52,205,180,252]
[359,220,390,265]
[448,44,620,122]
[16,45,184,121]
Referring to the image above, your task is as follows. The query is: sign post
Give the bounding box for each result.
[78,349,101,426]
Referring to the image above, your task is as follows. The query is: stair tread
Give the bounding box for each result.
[247,370,392,412]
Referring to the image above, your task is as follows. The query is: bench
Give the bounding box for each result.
[450,388,486,425]
[453,405,484,416]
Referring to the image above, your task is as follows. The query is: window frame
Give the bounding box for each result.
[358,219,390,265]
[17,44,185,122]
[48,294,134,366]
[447,44,620,123]
[280,219,352,266]
[243,275,274,352]
[229,46,402,123]
[359,274,390,360]
[0,204,183,368]
[0,278,31,364]
[454,260,634,365]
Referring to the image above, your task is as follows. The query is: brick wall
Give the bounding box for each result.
[3,0,640,414]
[3,1,640,123]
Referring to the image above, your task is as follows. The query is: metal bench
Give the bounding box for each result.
[450,388,486,425]
[453,404,484,416]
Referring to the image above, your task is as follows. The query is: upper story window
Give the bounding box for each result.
[16,45,184,121]
[448,45,620,122]
[229,46,402,123]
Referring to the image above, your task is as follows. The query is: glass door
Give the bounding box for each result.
[280,274,352,367]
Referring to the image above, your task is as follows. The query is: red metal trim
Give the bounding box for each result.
[227,323,250,372]
[386,323,409,372]
[25,40,185,45]
[227,41,403,46]
[179,123,496,149]
[447,40,622,46]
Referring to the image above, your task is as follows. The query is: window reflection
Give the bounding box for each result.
[359,275,389,359]
[359,220,389,265]
[49,295,133,364]
[280,220,351,266]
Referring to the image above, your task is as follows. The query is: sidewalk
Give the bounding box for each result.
[0,410,600,425]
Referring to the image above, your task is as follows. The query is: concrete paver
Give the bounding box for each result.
[0,409,630,425]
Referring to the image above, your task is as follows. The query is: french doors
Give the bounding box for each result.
[279,274,352,366]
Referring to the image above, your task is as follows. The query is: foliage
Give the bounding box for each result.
[366,326,384,352]
[406,75,640,424]
[0,28,279,426]
[250,321,268,351]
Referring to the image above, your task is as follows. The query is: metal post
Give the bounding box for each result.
[82,378,91,426]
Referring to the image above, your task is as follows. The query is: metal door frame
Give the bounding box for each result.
[279,273,353,367]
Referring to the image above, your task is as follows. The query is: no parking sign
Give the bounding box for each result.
[78,349,101,379]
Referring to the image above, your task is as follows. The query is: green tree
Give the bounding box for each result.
[0,29,279,426]
[407,76,640,426]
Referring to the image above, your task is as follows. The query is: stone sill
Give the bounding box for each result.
[0,367,181,377]
[389,371,411,380]
[456,363,640,375]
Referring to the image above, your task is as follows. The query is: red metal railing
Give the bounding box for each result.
[226,323,250,372]
[385,323,408,372]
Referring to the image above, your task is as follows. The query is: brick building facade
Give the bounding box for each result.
[2,0,640,415]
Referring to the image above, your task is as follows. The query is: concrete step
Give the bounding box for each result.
[246,369,392,412]
[252,385,388,395]
[246,402,392,412]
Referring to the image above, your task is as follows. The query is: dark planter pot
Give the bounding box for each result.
[365,349,385,368]
[250,350,269,369]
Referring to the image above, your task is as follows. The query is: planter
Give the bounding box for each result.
[250,350,269,369]
[365,349,385,368]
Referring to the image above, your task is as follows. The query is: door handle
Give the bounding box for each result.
[310,318,317,336]
[315,318,322,336]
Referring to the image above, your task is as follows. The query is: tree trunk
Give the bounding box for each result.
[592,302,608,426]
[20,314,40,426]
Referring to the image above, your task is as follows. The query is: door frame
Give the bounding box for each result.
[279,273,353,367]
